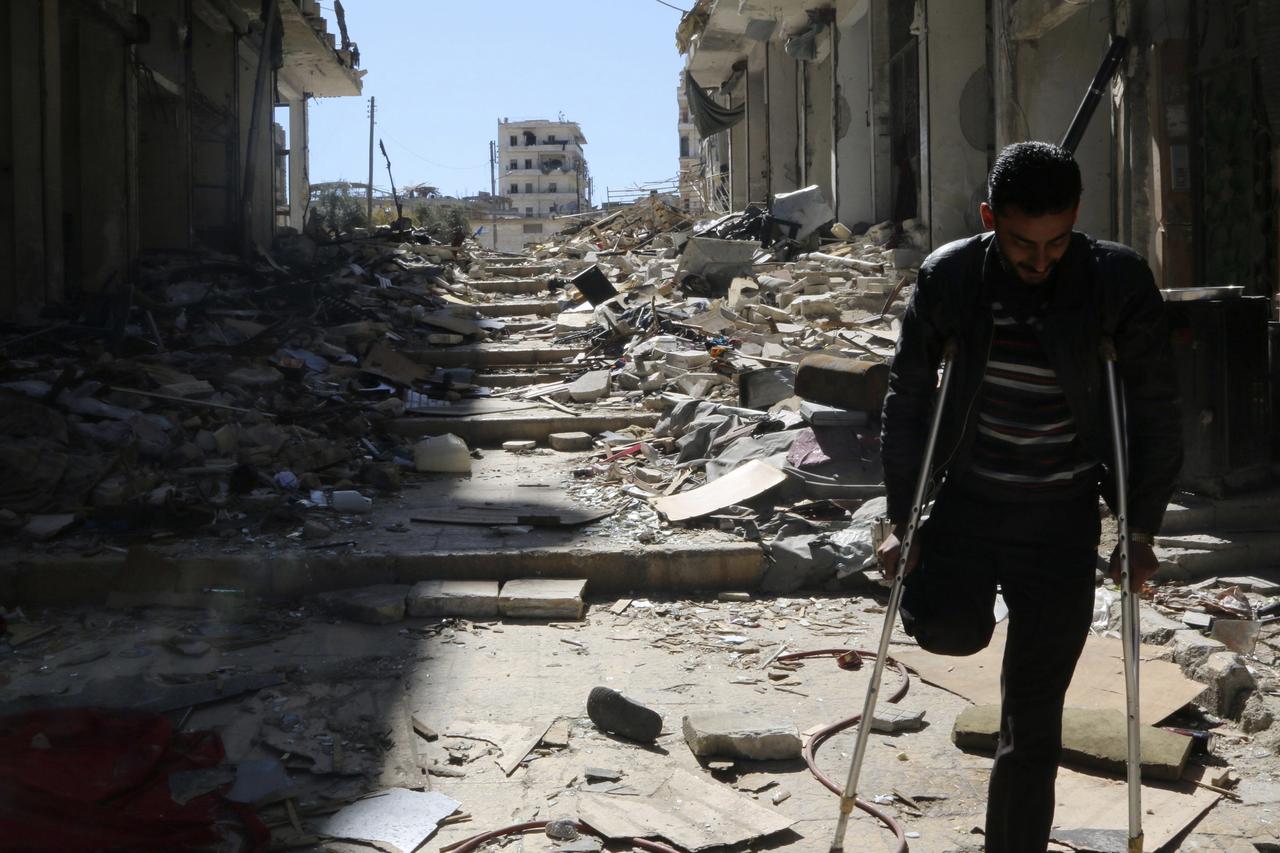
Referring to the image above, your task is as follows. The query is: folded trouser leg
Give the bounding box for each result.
[984,542,1096,853]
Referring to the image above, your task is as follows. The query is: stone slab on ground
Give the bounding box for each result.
[953,705,1191,781]
[682,711,802,760]
[871,707,926,733]
[502,440,537,451]
[407,580,500,618]
[318,584,410,624]
[498,578,587,619]
[549,431,594,451]
[568,370,610,402]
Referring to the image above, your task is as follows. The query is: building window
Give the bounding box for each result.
[523,223,544,234]
[524,158,532,169]
[548,182,557,193]
[523,130,536,145]
[681,109,689,123]
[509,184,518,194]
[680,136,690,158]
[509,135,518,146]
[525,206,534,216]
[546,134,557,143]
[508,160,517,170]
[525,182,533,193]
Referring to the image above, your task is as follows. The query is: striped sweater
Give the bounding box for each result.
[963,290,1100,500]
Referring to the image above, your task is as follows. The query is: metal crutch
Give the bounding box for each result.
[1102,338,1143,853]
[828,341,958,853]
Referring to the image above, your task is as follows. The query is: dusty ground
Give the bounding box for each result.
[5,585,1280,852]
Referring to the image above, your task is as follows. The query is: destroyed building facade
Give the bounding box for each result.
[498,117,590,218]
[678,0,1279,296]
[0,0,364,322]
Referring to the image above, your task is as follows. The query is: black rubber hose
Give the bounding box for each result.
[778,647,914,853]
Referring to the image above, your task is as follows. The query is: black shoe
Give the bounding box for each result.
[586,686,662,743]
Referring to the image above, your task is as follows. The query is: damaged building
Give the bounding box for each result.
[0,0,364,322]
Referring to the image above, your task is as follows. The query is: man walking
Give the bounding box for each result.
[877,141,1181,851]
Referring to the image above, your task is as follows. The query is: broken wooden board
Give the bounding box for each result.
[441,718,553,775]
[892,623,1203,724]
[578,767,793,850]
[1049,765,1220,852]
[652,460,787,522]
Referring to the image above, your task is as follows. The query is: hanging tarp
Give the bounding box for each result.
[685,71,745,138]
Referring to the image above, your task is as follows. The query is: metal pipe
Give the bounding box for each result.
[828,340,958,853]
[1059,36,1130,155]
[1102,337,1143,853]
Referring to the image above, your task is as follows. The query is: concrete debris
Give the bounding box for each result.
[549,431,594,451]
[407,580,500,618]
[681,711,802,760]
[414,434,472,473]
[318,584,410,624]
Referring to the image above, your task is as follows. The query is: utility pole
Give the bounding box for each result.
[366,96,375,224]
[488,140,497,250]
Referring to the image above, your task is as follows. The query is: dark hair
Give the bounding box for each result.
[987,141,1081,216]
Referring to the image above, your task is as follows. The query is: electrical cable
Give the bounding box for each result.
[652,0,690,12]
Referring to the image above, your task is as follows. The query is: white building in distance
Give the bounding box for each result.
[498,118,590,218]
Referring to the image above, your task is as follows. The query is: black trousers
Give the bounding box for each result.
[901,491,1099,853]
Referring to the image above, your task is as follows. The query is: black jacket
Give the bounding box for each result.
[880,232,1182,535]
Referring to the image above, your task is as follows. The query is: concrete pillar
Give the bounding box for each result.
[729,84,748,209]
[1013,7,1115,239]
[40,0,64,304]
[921,0,990,246]
[834,5,876,227]
[804,39,835,207]
[288,96,308,229]
[766,41,800,195]
[745,42,770,204]
[868,0,893,223]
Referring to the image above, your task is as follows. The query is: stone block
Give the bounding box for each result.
[952,705,1191,781]
[1171,629,1227,672]
[682,711,802,760]
[1241,692,1280,734]
[407,580,500,619]
[502,440,537,452]
[549,431,593,452]
[1193,651,1256,718]
[318,584,409,625]
[568,370,610,403]
[498,578,587,619]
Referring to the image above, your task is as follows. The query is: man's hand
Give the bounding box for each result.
[1109,539,1158,590]
[878,530,922,581]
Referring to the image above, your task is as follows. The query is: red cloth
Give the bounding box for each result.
[0,708,266,852]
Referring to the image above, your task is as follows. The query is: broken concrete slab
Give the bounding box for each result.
[1211,619,1262,655]
[1192,651,1256,717]
[407,580,500,619]
[498,578,587,619]
[568,370,610,403]
[502,439,537,452]
[22,514,76,541]
[1171,629,1228,671]
[682,711,802,760]
[871,707,926,733]
[318,584,410,624]
[549,431,594,451]
[953,705,1191,781]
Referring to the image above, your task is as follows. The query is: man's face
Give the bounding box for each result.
[979,202,1078,285]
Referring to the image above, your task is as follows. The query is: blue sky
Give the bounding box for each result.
[306,0,689,205]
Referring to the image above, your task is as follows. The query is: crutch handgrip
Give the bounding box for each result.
[1099,336,1118,363]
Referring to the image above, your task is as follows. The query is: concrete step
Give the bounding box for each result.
[470,301,560,317]
[0,452,762,606]
[476,371,568,387]
[462,278,550,295]
[403,342,582,368]
[385,406,660,445]
[1154,531,1280,582]
[481,264,558,278]
[1161,489,1280,536]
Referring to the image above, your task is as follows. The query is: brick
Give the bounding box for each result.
[407,580,500,619]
